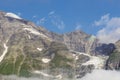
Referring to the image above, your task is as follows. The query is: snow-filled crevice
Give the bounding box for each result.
[0,42,8,62]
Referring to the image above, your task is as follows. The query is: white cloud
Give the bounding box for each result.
[94,14,120,43]
[94,14,110,26]
[79,70,120,80]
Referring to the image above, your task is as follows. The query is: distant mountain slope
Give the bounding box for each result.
[106,40,120,70]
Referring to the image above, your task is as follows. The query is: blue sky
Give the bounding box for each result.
[0,0,120,37]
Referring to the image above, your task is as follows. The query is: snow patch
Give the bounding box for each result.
[71,50,90,57]
[23,28,51,41]
[28,35,31,39]
[0,43,8,62]
[23,28,41,35]
[79,52,91,57]
[42,58,51,63]
[71,50,107,69]
[5,12,22,19]
[33,71,52,77]
[82,55,106,69]
[37,48,43,51]
[33,70,62,79]
[72,54,79,60]
[76,51,106,69]
[56,74,62,79]
[75,55,79,60]
[72,54,76,57]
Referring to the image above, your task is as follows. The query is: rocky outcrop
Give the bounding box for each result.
[95,43,115,55]
[63,30,90,52]
[106,40,120,70]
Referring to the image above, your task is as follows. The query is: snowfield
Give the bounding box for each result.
[71,50,107,69]
[82,55,106,69]
[5,12,22,19]
[78,52,107,69]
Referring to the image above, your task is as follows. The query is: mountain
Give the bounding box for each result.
[0,11,74,79]
[0,11,117,80]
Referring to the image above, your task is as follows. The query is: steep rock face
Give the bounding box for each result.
[106,40,120,70]
[63,31,115,56]
[63,31,90,52]
[95,43,115,55]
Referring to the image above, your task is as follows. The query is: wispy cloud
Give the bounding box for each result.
[39,17,46,24]
[94,14,110,26]
[94,14,120,43]
[48,11,55,15]
[75,23,82,30]
[49,11,65,30]
[51,19,65,30]
[36,17,46,25]
[34,11,65,30]
[32,15,37,19]
[17,12,21,16]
